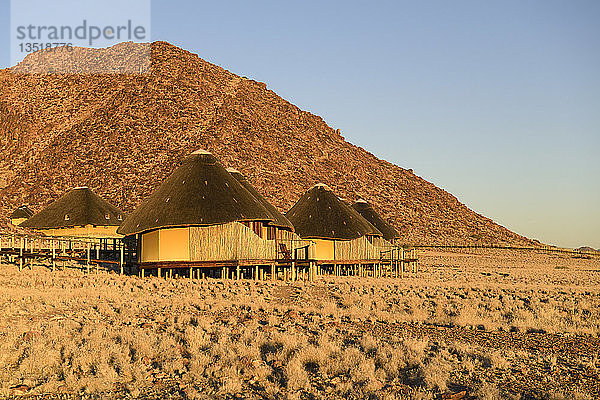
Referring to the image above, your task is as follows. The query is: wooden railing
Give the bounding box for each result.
[0,233,126,273]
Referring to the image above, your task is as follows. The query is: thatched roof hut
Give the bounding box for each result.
[286,184,382,262]
[227,168,294,231]
[352,199,400,242]
[286,184,381,240]
[20,187,124,237]
[10,205,34,225]
[118,150,296,267]
[118,150,274,236]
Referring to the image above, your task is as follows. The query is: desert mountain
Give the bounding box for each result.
[0,41,531,245]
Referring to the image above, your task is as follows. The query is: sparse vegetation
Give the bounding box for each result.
[0,249,599,399]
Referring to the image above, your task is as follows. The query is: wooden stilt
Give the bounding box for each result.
[120,245,124,275]
[86,242,90,273]
[51,240,56,271]
[400,248,405,278]
[19,237,23,271]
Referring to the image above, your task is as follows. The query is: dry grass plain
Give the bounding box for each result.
[1,249,599,399]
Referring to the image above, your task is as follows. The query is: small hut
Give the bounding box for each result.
[286,184,383,263]
[19,187,124,237]
[118,150,302,276]
[10,205,34,226]
[352,199,400,243]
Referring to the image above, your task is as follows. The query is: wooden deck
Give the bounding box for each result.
[0,233,421,281]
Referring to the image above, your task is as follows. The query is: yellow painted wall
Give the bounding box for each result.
[141,230,160,262]
[11,218,28,226]
[311,239,335,260]
[40,225,121,238]
[159,228,190,261]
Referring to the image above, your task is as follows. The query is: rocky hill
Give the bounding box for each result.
[0,41,532,245]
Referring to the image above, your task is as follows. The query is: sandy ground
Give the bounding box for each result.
[0,249,599,399]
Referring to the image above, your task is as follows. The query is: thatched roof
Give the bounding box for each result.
[10,205,34,220]
[286,184,382,240]
[227,168,294,231]
[352,199,400,241]
[118,150,275,236]
[20,187,124,229]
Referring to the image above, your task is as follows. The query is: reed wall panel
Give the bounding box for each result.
[333,236,380,260]
[190,222,276,261]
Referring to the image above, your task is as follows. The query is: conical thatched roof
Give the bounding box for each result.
[10,205,34,220]
[352,199,400,241]
[118,150,275,236]
[227,168,294,231]
[286,184,382,240]
[20,187,124,229]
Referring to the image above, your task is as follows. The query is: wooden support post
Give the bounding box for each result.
[291,262,296,282]
[189,267,193,280]
[120,244,124,275]
[400,248,405,278]
[51,239,56,271]
[141,268,145,278]
[414,249,418,273]
[19,237,23,271]
[86,242,90,273]
[158,268,162,278]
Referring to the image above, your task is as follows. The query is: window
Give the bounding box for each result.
[105,213,111,220]
[64,214,70,221]
[252,221,262,237]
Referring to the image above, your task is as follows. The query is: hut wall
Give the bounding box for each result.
[333,236,380,261]
[159,227,190,261]
[141,230,160,262]
[11,218,28,226]
[138,224,312,264]
[311,239,335,260]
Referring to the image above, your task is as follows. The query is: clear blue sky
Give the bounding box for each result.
[1,1,598,248]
